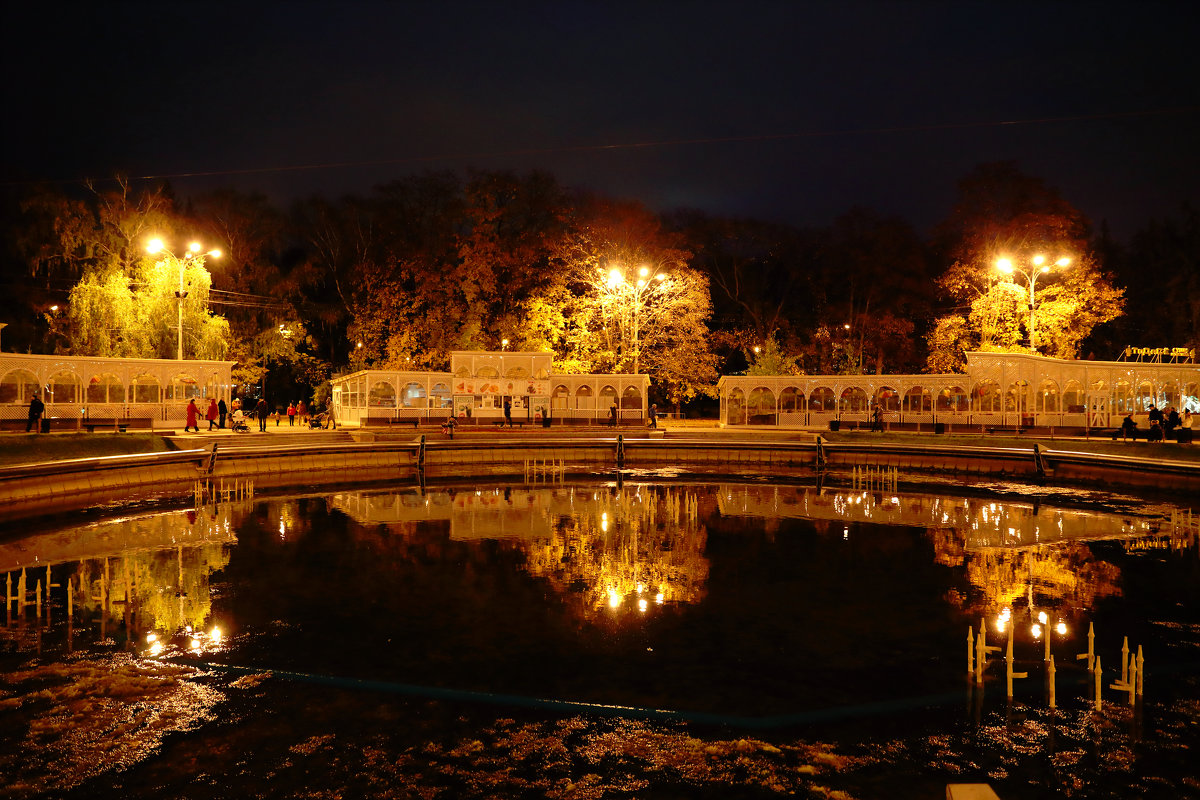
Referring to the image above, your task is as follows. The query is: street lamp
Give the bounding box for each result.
[606,265,667,374]
[996,254,1070,352]
[147,238,221,360]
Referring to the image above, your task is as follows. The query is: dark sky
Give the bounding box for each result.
[4,0,1198,239]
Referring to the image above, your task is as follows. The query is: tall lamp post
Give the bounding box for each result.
[996,254,1070,352]
[606,265,667,374]
[147,238,221,360]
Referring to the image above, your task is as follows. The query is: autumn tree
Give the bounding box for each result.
[23,179,232,359]
[926,163,1125,371]
[551,197,719,407]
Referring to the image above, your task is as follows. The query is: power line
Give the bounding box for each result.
[6,106,1197,188]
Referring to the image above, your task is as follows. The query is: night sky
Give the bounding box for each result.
[4,1,1198,239]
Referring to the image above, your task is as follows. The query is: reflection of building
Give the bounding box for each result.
[330,485,710,616]
[715,484,1161,548]
[331,350,650,426]
[718,350,1199,428]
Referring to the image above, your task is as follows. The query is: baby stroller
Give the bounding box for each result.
[230,413,250,433]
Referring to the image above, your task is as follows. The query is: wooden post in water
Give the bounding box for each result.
[1094,656,1103,711]
[967,626,975,678]
[1048,655,1056,709]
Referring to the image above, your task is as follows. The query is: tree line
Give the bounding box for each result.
[1,162,1196,411]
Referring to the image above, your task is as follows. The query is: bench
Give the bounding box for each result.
[362,417,419,428]
[986,427,1026,435]
[84,417,153,433]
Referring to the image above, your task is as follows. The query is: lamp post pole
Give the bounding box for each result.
[996,255,1070,352]
[607,265,666,375]
[147,239,221,360]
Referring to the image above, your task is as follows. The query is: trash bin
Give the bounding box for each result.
[40,418,50,433]
[828,420,840,431]
[934,422,946,434]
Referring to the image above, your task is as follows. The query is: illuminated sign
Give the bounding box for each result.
[1123,346,1195,360]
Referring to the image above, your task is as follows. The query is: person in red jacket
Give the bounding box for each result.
[206,398,219,431]
[185,399,200,433]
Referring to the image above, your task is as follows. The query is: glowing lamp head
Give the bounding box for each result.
[208,249,222,259]
[188,241,202,253]
[607,268,624,288]
[638,266,649,278]
[1032,255,1045,266]
[996,258,1013,273]
[146,238,164,254]
[1055,257,1071,267]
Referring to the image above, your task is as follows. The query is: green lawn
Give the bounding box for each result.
[821,430,1200,463]
[0,433,175,467]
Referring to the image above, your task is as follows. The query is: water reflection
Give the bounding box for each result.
[331,486,710,616]
[1,503,244,657]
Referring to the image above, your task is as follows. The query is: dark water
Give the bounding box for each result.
[1,479,1198,799]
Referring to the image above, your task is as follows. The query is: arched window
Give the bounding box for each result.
[748,387,776,422]
[477,365,500,379]
[780,387,803,412]
[875,386,899,411]
[454,365,471,378]
[809,387,834,412]
[504,365,530,379]
[599,385,617,411]
[1135,379,1154,411]
[47,371,82,405]
[402,382,426,408]
[937,386,968,412]
[551,384,570,410]
[534,367,549,380]
[1037,380,1060,412]
[1005,380,1029,412]
[368,381,397,407]
[130,375,161,404]
[903,386,931,412]
[0,369,40,404]
[973,381,1001,412]
[1162,380,1179,409]
[432,382,453,408]
[168,374,202,401]
[840,387,869,412]
[1112,380,1133,413]
[621,386,642,409]
[727,387,746,425]
[1063,380,1085,413]
[86,374,125,404]
[1184,382,1199,413]
[575,385,594,409]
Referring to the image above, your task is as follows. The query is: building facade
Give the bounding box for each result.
[331,350,651,425]
[717,351,1200,429]
[0,350,234,429]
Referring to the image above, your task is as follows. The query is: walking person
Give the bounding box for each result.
[255,397,269,432]
[206,398,219,431]
[872,404,883,432]
[185,399,200,433]
[26,391,45,433]
[298,400,307,426]
[648,403,657,429]
[287,402,296,426]
[218,398,228,429]
[609,401,618,428]
[503,398,513,428]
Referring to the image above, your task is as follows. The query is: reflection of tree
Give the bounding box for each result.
[931,526,1122,619]
[74,543,231,635]
[524,488,709,617]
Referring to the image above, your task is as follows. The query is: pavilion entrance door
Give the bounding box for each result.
[1089,395,1110,429]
